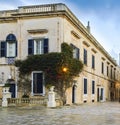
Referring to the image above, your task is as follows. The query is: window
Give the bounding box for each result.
[101,62,104,74]
[7,42,16,57]
[84,78,87,94]
[114,68,116,80]
[110,82,113,88]
[92,80,95,94]
[84,49,87,65]
[0,34,17,58]
[92,55,95,69]
[6,34,17,57]
[28,38,48,55]
[111,66,112,78]
[107,66,109,77]
[70,44,80,59]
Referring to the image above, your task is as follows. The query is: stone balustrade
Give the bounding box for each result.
[8,97,48,106]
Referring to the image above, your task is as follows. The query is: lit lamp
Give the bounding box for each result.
[62,67,68,72]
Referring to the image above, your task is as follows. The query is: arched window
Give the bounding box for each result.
[6,34,17,57]
[6,34,17,41]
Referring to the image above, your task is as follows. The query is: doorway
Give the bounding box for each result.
[32,71,45,95]
[97,88,99,102]
[72,85,76,103]
[97,87,104,102]
[9,83,16,98]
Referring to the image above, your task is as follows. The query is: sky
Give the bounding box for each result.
[0,0,120,64]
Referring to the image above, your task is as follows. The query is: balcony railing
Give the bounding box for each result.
[19,4,55,13]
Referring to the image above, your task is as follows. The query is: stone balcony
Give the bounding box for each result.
[0,57,15,65]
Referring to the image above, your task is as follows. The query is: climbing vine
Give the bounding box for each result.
[15,42,83,104]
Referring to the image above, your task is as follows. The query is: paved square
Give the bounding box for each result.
[0,102,119,125]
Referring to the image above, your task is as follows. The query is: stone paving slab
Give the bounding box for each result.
[0,102,120,125]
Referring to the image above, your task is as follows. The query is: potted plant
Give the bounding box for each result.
[4,83,10,87]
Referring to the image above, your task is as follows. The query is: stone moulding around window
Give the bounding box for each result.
[101,57,105,61]
[91,48,97,53]
[83,41,90,47]
[71,30,80,39]
[107,61,110,65]
[27,29,48,34]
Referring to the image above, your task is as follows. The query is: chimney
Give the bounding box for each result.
[87,21,90,33]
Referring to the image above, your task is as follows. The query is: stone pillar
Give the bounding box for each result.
[47,86,56,107]
[2,87,11,107]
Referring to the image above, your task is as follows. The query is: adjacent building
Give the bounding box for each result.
[0,3,120,104]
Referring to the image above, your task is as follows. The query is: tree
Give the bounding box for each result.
[15,42,83,104]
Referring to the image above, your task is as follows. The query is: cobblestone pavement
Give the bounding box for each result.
[0,102,119,125]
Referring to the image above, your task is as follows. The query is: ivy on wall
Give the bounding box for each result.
[15,42,83,104]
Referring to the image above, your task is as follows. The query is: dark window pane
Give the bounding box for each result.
[84,49,87,65]
[92,81,95,94]
[92,55,95,69]
[84,78,87,94]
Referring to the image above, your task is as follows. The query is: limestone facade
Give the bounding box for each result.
[0,3,120,104]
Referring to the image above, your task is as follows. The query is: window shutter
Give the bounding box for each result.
[76,48,80,59]
[44,38,48,53]
[16,42,17,57]
[28,39,34,55]
[1,41,6,57]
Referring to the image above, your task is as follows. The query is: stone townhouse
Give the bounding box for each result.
[0,3,119,104]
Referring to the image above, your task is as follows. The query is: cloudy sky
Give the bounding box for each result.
[0,0,120,63]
